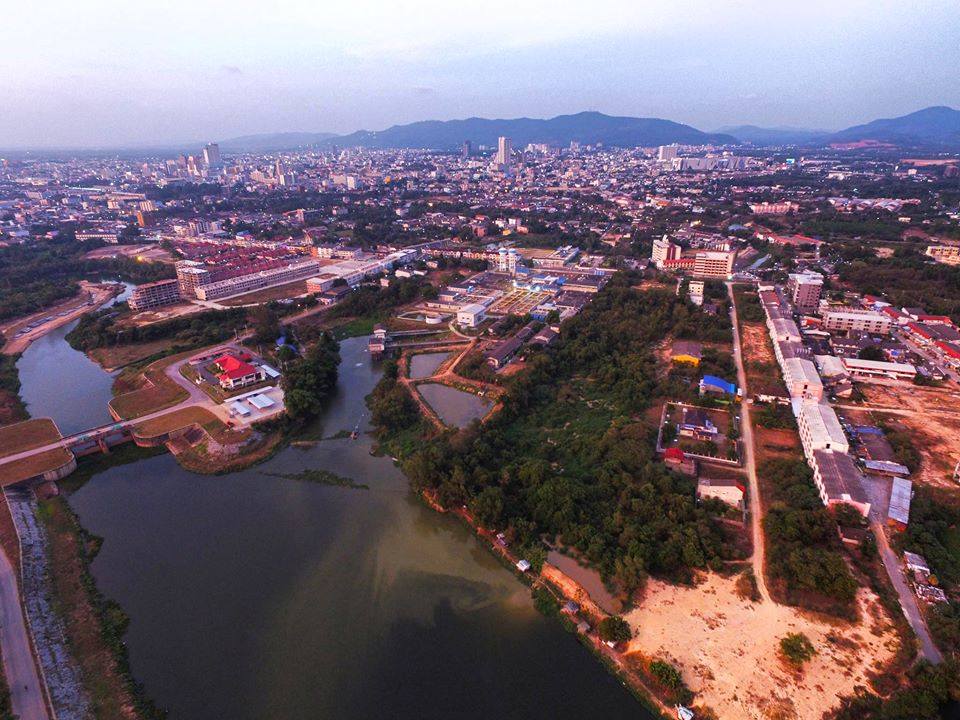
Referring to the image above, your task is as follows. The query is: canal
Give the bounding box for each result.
[21,335,652,720]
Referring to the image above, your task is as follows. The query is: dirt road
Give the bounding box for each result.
[727,281,771,603]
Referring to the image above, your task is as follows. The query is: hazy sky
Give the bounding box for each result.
[3,0,959,148]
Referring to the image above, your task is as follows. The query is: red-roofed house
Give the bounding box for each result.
[936,341,960,366]
[917,315,955,327]
[213,353,265,390]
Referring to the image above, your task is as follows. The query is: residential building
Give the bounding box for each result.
[697,477,745,509]
[128,278,182,311]
[787,272,823,312]
[798,402,849,454]
[810,449,871,517]
[693,250,736,279]
[822,309,891,335]
[651,235,680,269]
[925,245,960,266]
[671,340,702,366]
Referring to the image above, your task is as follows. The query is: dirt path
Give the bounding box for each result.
[727,282,771,604]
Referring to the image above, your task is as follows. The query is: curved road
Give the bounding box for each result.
[727,282,771,603]
[0,542,49,720]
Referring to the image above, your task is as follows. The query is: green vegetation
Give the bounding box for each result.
[325,276,434,323]
[735,568,761,601]
[68,306,249,353]
[372,278,744,594]
[753,402,796,430]
[836,248,960,325]
[830,661,960,720]
[896,488,960,589]
[779,632,816,666]
[928,601,960,656]
[0,237,174,321]
[761,458,859,615]
[281,332,340,421]
[0,352,27,424]
[261,468,368,489]
[647,658,693,705]
[598,616,632,643]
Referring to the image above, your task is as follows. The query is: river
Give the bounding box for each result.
[21,334,651,720]
[16,280,133,436]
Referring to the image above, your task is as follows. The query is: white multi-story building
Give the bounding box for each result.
[782,357,824,400]
[651,235,680,269]
[787,272,823,312]
[822,309,891,335]
[693,250,736,279]
[798,402,849,454]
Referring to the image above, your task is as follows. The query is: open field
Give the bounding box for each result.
[849,384,960,489]
[217,279,308,306]
[2,446,74,484]
[133,405,246,442]
[87,337,180,371]
[625,574,899,720]
[110,353,191,419]
[83,242,174,263]
[0,418,62,458]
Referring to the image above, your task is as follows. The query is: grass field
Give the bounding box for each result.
[1,447,74,485]
[133,405,234,440]
[0,418,63,458]
[217,280,308,307]
[87,337,178,370]
[110,353,191,419]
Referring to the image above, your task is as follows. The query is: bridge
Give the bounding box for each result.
[0,401,203,486]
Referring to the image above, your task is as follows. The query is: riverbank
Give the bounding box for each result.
[412,488,673,719]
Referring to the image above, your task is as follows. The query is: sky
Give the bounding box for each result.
[2,0,960,148]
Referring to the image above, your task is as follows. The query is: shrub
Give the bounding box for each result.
[779,632,816,666]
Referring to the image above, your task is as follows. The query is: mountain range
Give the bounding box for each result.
[217,106,960,152]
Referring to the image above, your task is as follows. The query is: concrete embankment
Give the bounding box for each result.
[5,489,92,720]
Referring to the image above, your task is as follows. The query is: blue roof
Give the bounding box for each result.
[854,425,883,435]
[700,375,737,394]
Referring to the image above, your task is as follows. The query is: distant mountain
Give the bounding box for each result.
[716,125,828,146]
[830,106,960,145]
[217,131,338,152]
[320,111,735,150]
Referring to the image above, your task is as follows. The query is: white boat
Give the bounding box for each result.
[676,706,695,720]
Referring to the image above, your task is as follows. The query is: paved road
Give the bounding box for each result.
[871,519,943,664]
[0,542,49,720]
[726,282,772,604]
[893,329,960,384]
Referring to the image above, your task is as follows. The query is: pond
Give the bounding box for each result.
[417,383,492,428]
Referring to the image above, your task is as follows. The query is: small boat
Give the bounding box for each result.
[676,705,695,720]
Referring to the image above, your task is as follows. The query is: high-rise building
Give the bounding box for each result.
[651,235,680,268]
[693,250,737,279]
[657,144,679,161]
[495,136,512,166]
[787,272,824,312]
[202,143,222,168]
[461,140,472,159]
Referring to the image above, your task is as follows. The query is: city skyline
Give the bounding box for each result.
[3,0,960,148]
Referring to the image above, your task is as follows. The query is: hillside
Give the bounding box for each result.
[322,111,735,150]
[830,106,960,145]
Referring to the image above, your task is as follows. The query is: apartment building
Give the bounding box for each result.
[693,250,736,279]
[194,258,320,301]
[810,449,871,516]
[798,402,849,454]
[782,357,824,401]
[787,272,823,312]
[822,309,891,335]
[651,235,680,268]
[128,278,182,311]
[925,245,960,266]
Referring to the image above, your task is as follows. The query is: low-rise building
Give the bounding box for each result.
[810,449,871,516]
[822,309,891,335]
[457,303,487,328]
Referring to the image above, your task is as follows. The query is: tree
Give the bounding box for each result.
[249,305,280,344]
[858,345,885,361]
[469,486,505,528]
[598,616,632,643]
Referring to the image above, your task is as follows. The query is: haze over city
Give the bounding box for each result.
[4,0,960,148]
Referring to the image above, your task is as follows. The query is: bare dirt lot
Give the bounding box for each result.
[852,384,960,489]
[625,574,900,720]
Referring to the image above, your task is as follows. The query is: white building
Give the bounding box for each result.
[457,303,487,328]
[693,250,736,279]
[822,309,891,335]
[840,357,917,381]
[782,357,824,400]
[798,402,849,454]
